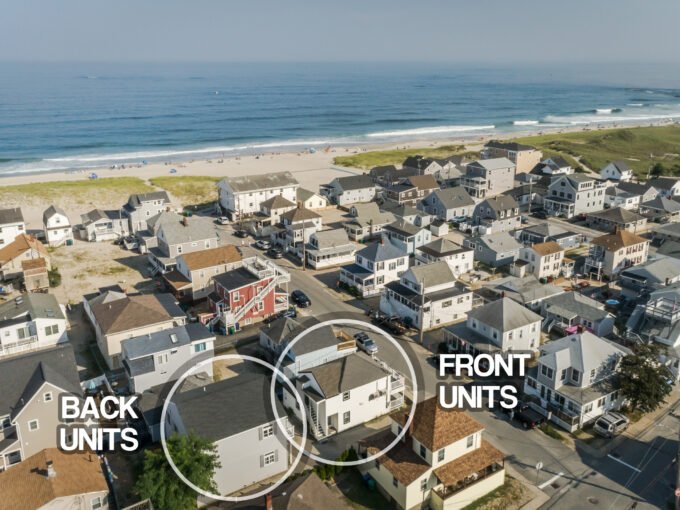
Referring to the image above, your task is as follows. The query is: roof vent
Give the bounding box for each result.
[170,334,178,344]
[46,460,56,478]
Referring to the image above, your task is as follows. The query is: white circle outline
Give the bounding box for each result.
[271,318,418,466]
[159,354,308,502]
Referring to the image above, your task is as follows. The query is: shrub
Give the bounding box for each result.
[48,267,62,287]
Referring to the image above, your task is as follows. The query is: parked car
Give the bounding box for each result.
[267,247,283,259]
[532,210,548,219]
[371,312,407,336]
[234,229,249,238]
[264,308,297,323]
[354,332,378,355]
[216,217,230,225]
[505,401,547,429]
[291,289,311,308]
[255,239,271,250]
[593,412,629,438]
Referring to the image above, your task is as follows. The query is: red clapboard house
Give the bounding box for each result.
[208,256,290,331]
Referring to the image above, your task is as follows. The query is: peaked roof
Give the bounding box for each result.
[127,191,170,208]
[0,344,79,418]
[261,195,296,210]
[357,240,405,262]
[485,140,535,151]
[296,187,323,202]
[481,194,518,212]
[468,157,514,171]
[476,231,522,252]
[42,205,68,224]
[418,238,467,257]
[0,448,108,509]
[0,293,65,323]
[467,297,542,331]
[393,397,484,451]
[648,177,680,191]
[429,186,475,209]
[642,196,680,213]
[302,354,387,398]
[588,207,646,223]
[220,171,298,192]
[281,207,322,223]
[0,234,49,265]
[0,207,24,225]
[591,230,648,251]
[384,220,424,236]
[539,332,629,374]
[404,174,439,190]
[530,241,564,256]
[407,261,457,287]
[155,214,218,245]
[335,174,374,191]
[179,244,242,271]
[90,293,183,334]
[606,160,632,173]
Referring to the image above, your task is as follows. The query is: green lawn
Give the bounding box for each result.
[150,175,220,207]
[0,177,154,205]
[511,125,680,177]
[334,144,477,169]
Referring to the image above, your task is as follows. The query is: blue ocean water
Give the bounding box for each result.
[0,62,679,175]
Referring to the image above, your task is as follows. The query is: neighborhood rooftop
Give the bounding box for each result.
[220,171,298,192]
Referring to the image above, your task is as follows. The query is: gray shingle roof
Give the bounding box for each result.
[542,292,610,322]
[0,344,80,418]
[642,196,680,213]
[311,229,351,249]
[219,171,298,193]
[357,240,406,262]
[42,205,68,225]
[156,214,218,245]
[418,238,467,257]
[335,174,375,191]
[173,372,287,441]
[428,187,475,210]
[408,261,456,288]
[122,323,213,360]
[485,141,535,152]
[476,232,522,253]
[384,220,424,237]
[467,297,542,331]
[0,208,24,225]
[620,257,680,285]
[261,195,296,210]
[587,207,646,223]
[0,294,65,324]
[281,207,322,223]
[468,158,514,172]
[538,332,629,375]
[302,354,386,398]
[128,191,170,208]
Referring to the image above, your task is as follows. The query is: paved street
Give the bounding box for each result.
[214,229,676,509]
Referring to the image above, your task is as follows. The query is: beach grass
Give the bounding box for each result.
[0,177,154,206]
[511,125,680,177]
[150,175,220,207]
[333,144,476,169]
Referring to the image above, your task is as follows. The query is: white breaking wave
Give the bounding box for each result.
[366,124,495,138]
[627,103,644,107]
[513,120,540,126]
[44,139,334,164]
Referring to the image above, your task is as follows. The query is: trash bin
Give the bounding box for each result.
[66,239,74,246]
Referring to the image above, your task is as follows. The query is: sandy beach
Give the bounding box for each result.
[0,120,675,229]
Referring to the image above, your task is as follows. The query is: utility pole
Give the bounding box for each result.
[675,419,680,510]
[302,221,306,271]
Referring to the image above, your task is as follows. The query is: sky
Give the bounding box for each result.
[1,0,679,63]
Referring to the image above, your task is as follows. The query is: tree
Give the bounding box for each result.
[48,267,62,287]
[650,162,666,177]
[618,342,673,413]
[135,432,221,510]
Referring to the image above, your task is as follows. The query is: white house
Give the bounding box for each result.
[339,240,408,297]
[415,238,473,277]
[320,175,376,206]
[0,294,69,359]
[383,221,432,255]
[42,206,73,247]
[283,353,405,440]
[523,331,629,431]
[165,373,293,497]
[358,397,505,510]
[303,229,356,270]
[519,241,566,280]
[217,171,299,221]
[297,188,328,210]
[544,174,606,218]
[0,208,25,247]
[541,292,615,337]
[381,261,473,330]
[584,230,649,279]
[418,186,475,222]
[600,161,634,181]
[444,297,542,357]
[533,156,574,176]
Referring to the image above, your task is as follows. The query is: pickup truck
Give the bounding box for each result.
[505,401,547,429]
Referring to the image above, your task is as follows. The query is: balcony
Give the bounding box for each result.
[644,299,680,324]
[0,336,39,357]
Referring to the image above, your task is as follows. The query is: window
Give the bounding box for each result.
[262,424,274,438]
[1,417,10,429]
[28,420,39,431]
[157,353,168,365]
[560,369,567,381]
[419,444,426,458]
[420,478,428,491]
[343,411,351,424]
[540,364,554,379]
[583,403,593,413]
[44,392,53,402]
[263,451,276,465]
[392,476,399,488]
[342,391,350,401]
[571,369,580,383]
[44,324,59,336]
[466,435,474,448]
[438,449,445,462]
[91,497,103,510]
[442,300,452,308]
[597,397,605,408]
[194,342,207,353]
